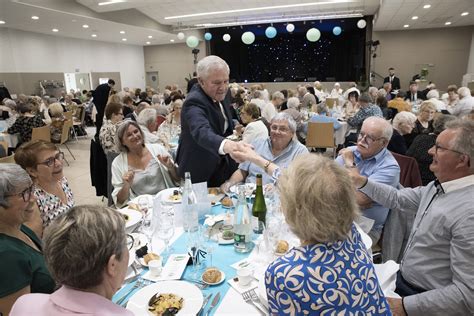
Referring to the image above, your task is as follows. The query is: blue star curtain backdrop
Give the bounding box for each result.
[208,18,367,83]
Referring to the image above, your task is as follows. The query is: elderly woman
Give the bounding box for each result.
[0,164,55,315]
[167,99,182,126]
[222,113,308,188]
[406,114,456,185]
[14,140,74,235]
[442,85,459,111]
[99,102,124,154]
[405,101,436,148]
[388,111,417,155]
[111,120,179,207]
[236,102,269,144]
[265,154,390,315]
[49,102,66,143]
[343,91,359,117]
[7,102,45,144]
[10,205,133,315]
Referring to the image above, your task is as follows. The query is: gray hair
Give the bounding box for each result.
[377,88,387,97]
[115,120,145,152]
[316,103,329,114]
[0,164,33,208]
[426,89,440,99]
[458,87,471,99]
[433,114,456,135]
[272,91,284,100]
[383,82,391,89]
[252,90,263,99]
[368,86,378,95]
[286,97,300,109]
[279,154,359,243]
[271,112,297,133]
[151,94,161,104]
[392,111,417,130]
[43,205,127,289]
[364,116,393,141]
[445,119,474,170]
[153,104,169,116]
[137,107,157,127]
[196,55,230,80]
[358,93,372,104]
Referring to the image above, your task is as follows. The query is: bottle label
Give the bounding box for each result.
[252,216,259,230]
[234,233,247,249]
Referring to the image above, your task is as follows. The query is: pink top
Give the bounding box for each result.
[10,286,133,316]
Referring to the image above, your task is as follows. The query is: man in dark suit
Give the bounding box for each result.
[92,79,115,139]
[384,67,401,96]
[177,56,250,187]
[405,81,426,103]
[187,72,198,94]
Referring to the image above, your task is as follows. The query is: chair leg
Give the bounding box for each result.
[62,154,70,166]
[64,143,76,160]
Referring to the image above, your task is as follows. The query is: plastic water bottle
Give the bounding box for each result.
[182,172,198,232]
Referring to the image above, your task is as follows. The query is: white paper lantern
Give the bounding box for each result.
[357,19,367,29]
[286,23,295,32]
[177,32,185,40]
[223,33,231,42]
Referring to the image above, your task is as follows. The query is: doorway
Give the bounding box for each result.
[146,71,159,91]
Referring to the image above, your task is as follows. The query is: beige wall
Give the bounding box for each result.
[144,41,206,91]
[0,72,64,96]
[373,26,473,91]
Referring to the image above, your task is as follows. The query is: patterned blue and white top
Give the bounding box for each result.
[265,224,391,315]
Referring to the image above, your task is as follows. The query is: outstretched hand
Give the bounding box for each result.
[225,141,255,163]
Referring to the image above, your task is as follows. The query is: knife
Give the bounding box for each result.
[197,293,212,316]
[123,273,140,284]
[205,292,221,316]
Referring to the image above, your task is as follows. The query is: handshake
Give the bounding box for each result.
[223,141,256,164]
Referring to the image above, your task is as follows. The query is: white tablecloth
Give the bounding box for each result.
[335,121,349,145]
[0,132,19,148]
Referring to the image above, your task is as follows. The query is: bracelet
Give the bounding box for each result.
[357,177,369,190]
[264,160,272,173]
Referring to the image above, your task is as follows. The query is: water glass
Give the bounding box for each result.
[157,210,174,261]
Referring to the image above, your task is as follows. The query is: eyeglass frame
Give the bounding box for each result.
[270,124,291,133]
[37,152,65,168]
[433,143,466,156]
[357,132,385,145]
[6,185,34,202]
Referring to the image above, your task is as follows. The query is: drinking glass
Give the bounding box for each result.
[203,229,217,268]
[186,229,202,279]
[156,211,174,261]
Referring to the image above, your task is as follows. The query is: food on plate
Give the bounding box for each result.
[208,187,220,195]
[121,213,130,221]
[144,252,161,265]
[148,293,183,316]
[128,203,140,212]
[221,230,234,240]
[276,240,289,254]
[221,196,233,208]
[202,268,222,284]
[168,190,182,202]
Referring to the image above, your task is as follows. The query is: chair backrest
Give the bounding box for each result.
[64,111,73,121]
[31,125,51,142]
[391,152,422,188]
[306,122,336,148]
[325,98,338,109]
[0,154,15,163]
[60,119,72,144]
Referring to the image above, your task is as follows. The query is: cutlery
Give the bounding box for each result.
[197,293,212,316]
[123,273,140,284]
[242,289,268,315]
[205,292,221,316]
[116,279,144,306]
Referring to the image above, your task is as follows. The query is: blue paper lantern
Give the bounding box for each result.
[333,26,342,36]
[265,26,277,39]
[204,32,212,41]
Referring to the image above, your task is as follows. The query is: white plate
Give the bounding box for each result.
[126,280,203,315]
[229,183,256,196]
[160,188,182,204]
[117,208,142,229]
[201,269,226,286]
[129,233,148,249]
[128,249,136,267]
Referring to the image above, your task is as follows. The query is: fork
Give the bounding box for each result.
[116,279,148,306]
[242,289,268,315]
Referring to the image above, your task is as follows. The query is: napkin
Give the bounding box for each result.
[227,276,258,294]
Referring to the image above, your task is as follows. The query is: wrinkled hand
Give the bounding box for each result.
[387,298,406,316]
[122,170,135,185]
[339,148,355,166]
[157,154,174,169]
[225,141,254,163]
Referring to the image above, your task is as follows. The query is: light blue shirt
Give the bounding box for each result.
[336,146,400,233]
[304,114,342,134]
[239,137,309,185]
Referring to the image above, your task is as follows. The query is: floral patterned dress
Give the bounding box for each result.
[7,114,45,143]
[33,177,74,227]
[265,224,391,315]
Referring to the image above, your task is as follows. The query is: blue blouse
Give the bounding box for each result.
[265,224,391,315]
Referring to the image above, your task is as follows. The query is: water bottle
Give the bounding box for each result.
[233,185,253,253]
[182,172,198,232]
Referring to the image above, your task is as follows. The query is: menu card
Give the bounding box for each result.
[142,254,189,282]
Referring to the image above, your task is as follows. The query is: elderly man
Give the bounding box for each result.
[298,86,317,110]
[223,112,308,187]
[337,117,400,243]
[177,55,249,186]
[348,120,474,316]
[261,91,284,122]
[450,87,474,118]
[405,81,425,103]
[137,107,162,144]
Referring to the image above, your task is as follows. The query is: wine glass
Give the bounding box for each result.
[203,229,217,268]
[186,229,202,279]
[156,211,174,262]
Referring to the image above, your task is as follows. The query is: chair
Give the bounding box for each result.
[306,122,337,158]
[0,154,15,163]
[325,98,338,109]
[72,106,87,140]
[59,119,75,163]
[31,125,51,142]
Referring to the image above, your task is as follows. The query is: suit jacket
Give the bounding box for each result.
[383,76,401,90]
[176,85,236,186]
[92,83,111,116]
[404,91,425,102]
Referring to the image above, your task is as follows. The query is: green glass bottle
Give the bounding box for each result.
[252,174,267,234]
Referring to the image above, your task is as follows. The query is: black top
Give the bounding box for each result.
[406,133,436,185]
[388,129,407,155]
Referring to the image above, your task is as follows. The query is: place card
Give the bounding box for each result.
[230,258,254,270]
[142,254,189,282]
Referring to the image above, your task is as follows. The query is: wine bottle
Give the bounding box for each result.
[252,174,267,234]
[233,185,253,253]
[182,172,198,233]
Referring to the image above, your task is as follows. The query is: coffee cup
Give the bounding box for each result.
[148,259,162,277]
[237,267,253,286]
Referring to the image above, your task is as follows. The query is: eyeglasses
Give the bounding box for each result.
[7,185,34,202]
[37,152,65,168]
[433,143,466,155]
[358,132,384,145]
[270,125,291,133]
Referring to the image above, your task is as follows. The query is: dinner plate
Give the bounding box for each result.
[201,269,226,286]
[160,188,182,204]
[117,208,142,229]
[229,183,256,196]
[126,280,203,315]
[129,233,148,249]
[128,248,136,267]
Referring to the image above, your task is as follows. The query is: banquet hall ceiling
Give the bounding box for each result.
[0,0,473,46]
